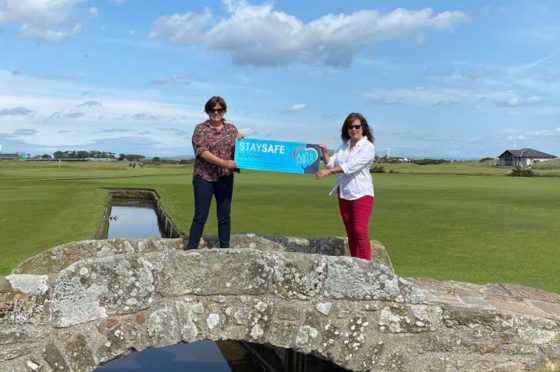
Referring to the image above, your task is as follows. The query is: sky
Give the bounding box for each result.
[0,0,559,159]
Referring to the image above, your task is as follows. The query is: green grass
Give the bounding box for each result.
[1,161,559,293]
[378,159,560,176]
[532,158,560,170]
[376,160,511,175]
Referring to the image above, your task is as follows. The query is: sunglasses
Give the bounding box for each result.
[209,108,224,114]
[347,124,362,130]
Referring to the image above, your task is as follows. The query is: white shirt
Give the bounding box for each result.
[326,137,375,200]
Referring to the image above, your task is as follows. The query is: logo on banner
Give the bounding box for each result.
[293,147,319,169]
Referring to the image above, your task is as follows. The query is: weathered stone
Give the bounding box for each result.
[95,319,129,363]
[0,352,49,372]
[62,334,96,372]
[0,343,36,362]
[378,305,441,333]
[42,342,69,371]
[50,255,156,327]
[5,274,49,296]
[1,237,559,372]
[0,278,49,325]
[12,239,182,275]
[156,249,271,296]
[0,325,41,346]
[268,253,327,299]
[529,300,560,320]
[175,299,203,343]
[316,302,333,316]
[97,312,151,357]
[280,236,347,256]
[324,257,424,303]
[147,306,180,346]
[201,233,285,251]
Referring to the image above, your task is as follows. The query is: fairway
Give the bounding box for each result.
[1,161,559,293]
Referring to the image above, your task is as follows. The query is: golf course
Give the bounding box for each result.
[1,160,559,293]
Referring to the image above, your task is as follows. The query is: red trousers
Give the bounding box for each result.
[338,195,375,260]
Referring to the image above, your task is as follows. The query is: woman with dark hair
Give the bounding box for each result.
[316,113,376,260]
[186,96,239,249]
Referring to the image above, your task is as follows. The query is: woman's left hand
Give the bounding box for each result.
[315,169,331,179]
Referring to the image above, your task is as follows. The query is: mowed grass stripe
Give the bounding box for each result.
[0,162,558,293]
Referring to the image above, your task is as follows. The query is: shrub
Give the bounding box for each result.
[509,166,535,177]
[411,158,450,165]
[371,165,385,173]
[532,159,560,170]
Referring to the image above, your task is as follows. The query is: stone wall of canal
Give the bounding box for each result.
[95,188,182,239]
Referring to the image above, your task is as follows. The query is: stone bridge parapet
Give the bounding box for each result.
[1,235,559,371]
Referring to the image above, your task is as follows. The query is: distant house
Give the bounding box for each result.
[497,148,556,167]
[0,153,19,161]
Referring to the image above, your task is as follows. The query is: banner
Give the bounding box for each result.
[234,138,320,174]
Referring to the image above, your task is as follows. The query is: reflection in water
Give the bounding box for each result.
[95,341,262,372]
[107,205,163,239]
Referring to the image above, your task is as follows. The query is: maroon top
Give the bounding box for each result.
[192,120,238,181]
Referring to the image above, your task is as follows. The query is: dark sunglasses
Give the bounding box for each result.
[208,108,224,114]
[347,124,362,130]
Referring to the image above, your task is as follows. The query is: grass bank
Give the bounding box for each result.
[1,161,559,293]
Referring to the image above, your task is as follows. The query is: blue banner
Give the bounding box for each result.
[234,138,320,174]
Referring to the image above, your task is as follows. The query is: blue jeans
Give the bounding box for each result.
[187,174,234,249]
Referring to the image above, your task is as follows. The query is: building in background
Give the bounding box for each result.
[498,148,557,167]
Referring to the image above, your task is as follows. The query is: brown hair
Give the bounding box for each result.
[340,112,374,143]
[204,96,227,114]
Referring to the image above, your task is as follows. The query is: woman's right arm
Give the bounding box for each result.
[192,126,236,169]
[200,151,236,169]
[319,143,330,164]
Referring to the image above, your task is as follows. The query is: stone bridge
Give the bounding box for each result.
[1,234,559,371]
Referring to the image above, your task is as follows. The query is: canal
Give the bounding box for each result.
[96,193,347,372]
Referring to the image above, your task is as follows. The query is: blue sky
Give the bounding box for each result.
[0,0,559,159]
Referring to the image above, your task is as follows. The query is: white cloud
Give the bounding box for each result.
[496,95,542,107]
[506,135,529,141]
[237,127,255,137]
[289,103,307,112]
[112,0,126,5]
[76,100,102,107]
[0,106,34,116]
[64,111,85,119]
[89,7,98,17]
[366,87,545,109]
[152,77,193,87]
[0,0,84,42]
[150,1,467,67]
[128,112,161,121]
[12,128,39,136]
[0,70,204,152]
[150,9,213,44]
[366,87,468,106]
[529,128,560,138]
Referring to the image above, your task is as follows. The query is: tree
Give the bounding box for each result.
[124,154,145,161]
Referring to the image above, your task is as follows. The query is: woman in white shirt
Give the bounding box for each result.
[316,113,376,260]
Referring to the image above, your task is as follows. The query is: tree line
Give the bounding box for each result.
[44,151,146,161]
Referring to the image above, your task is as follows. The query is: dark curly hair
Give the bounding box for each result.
[340,112,374,143]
